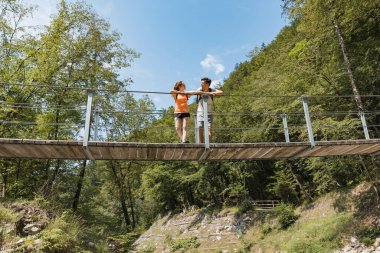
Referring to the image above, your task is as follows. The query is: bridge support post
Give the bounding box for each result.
[202,95,210,149]
[94,108,99,141]
[359,112,370,140]
[194,115,199,144]
[198,95,210,161]
[83,90,94,160]
[281,114,290,143]
[301,96,315,147]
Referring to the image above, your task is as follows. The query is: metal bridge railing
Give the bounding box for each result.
[0,82,379,150]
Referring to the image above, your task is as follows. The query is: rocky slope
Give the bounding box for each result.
[134,183,380,253]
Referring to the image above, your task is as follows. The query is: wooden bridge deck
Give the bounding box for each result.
[0,138,379,161]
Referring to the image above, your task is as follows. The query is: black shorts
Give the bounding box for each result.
[174,113,190,119]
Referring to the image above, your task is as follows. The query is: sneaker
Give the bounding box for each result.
[182,141,190,143]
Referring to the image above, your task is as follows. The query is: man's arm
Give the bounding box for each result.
[210,89,224,96]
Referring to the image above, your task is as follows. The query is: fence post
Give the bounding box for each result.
[83,90,94,160]
[194,115,199,144]
[301,96,315,147]
[202,95,210,149]
[281,114,290,143]
[359,112,370,140]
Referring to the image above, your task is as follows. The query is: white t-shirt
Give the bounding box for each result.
[196,87,215,119]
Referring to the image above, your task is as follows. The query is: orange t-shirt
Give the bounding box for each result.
[173,94,189,113]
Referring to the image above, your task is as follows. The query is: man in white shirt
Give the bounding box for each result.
[196,77,223,143]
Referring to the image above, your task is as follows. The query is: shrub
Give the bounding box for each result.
[107,233,140,252]
[166,236,200,252]
[0,206,18,225]
[274,203,298,229]
[38,210,82,252]
[357,227,380,246]
[238,199,253,213]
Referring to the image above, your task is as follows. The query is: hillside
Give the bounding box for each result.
[133,182,380,253]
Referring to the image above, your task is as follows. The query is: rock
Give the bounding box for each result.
[26,244,35,252]
[350,237,358,244]
[30,226,41,235]
[34,238,42,245]
[343,245,352,251]
[1,223,15,234]
[23,223,38,230]
[16,238,25,246]
[23,223,42,235]
[375,238,380,247]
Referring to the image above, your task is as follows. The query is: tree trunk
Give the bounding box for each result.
[1,162,8,198]
[110,161,131,232]
[333,18,364,111]
[287,164,312,201]
[127,178,136,229]
[15,160,21,181]
[124,162,136,229]
[39,160,61,197]
[72,160,87,212]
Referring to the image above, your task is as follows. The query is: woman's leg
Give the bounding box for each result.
[182,117,189,142]
[175,117,183,141]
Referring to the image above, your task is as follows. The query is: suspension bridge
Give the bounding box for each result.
[1,82,379,161]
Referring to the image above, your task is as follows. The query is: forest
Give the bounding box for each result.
[0,0,380,252]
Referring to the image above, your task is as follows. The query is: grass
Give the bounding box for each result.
[166,236,200,252]
[0,205,18,225]
[245,211,353,253]
[38,210,82,253]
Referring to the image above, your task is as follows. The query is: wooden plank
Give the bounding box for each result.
[163,147,177,160]
[179,147,204,160]
[239,147,263,160]
[96,146,113,160]
[67,145,84,159]
[120,146,135,160]
[208,147,230,160]
[0,145,13,157]
[136,146,148,160]
[89,146,103,159]
[2,144,33,158]
[147,147,158,160]
[257,147,276,159]
[354,143,380,155]
[294,146,325,158]
[0,138,380,160]
[331,144,362,156]
[179,147,200,160]
[309,145,344,157]
[274,146,308,158]
[58,146,85,159]
[264,147,294,159]
[312,144,370,157]
[223,147,245,160]
[155,146,166,160]
[48,145,76,159]
[174,148,185,160]
[12,144,41,158]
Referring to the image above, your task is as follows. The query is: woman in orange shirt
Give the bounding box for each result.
[170,81,193,143]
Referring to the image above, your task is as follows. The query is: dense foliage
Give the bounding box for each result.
[0,0,379,251]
